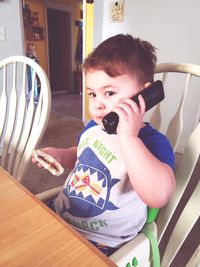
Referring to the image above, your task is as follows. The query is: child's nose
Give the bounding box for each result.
[95,99,105,110]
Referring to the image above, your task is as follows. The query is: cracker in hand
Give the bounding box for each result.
[33,149,64,176]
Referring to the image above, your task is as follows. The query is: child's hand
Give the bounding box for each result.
[32,147,62,168]
[32,149,64,176]
[114,95,146,138]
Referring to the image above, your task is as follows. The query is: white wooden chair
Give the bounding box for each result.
[151,63,200,153]
[109,63,200,266]
[0,56,51,182]
[36,63,200,266]
[109,121,200,267]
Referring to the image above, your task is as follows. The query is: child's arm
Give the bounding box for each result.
[32,146,77,170]
[119,136,175,208]
[115,96,176,208]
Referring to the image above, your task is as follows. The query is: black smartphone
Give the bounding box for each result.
[102,80,165,134]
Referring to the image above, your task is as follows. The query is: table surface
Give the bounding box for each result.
[0,167,116,267]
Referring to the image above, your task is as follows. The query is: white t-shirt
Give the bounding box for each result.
[55,124,146,247]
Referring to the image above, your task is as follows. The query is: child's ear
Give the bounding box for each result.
[144,82,152,88]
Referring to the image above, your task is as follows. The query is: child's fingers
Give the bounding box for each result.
[32,149,64,176]
[138,95,146,113]
[37,162,43,168]
[113,106,128,121]
[115,103,135,118]
[32,154,37,164]
[32,155,43,168]
[117,98,142,116]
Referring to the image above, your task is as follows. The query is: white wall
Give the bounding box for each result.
[94,0,200,152]
[0,0,24,61]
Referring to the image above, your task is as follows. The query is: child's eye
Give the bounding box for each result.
[88,92,96,98]
[105,91,115,97]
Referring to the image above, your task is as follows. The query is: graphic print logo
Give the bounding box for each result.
[61,147,119,217]
[71,172,102,197]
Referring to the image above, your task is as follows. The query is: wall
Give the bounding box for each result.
[93,0,200,151]
[0,1,24,60]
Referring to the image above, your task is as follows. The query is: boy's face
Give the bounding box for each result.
[86,69,144,127]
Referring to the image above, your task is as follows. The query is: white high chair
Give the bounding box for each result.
[109,121,200,267]
[109,63,200,266]
[36,63,200,266]
[0,56,51,182]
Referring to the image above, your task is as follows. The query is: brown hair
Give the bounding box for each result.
[83,34,157,83]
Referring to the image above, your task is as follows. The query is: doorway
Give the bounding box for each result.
[47,7,73,93]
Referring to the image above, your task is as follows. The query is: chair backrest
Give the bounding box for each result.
[0,56,51,182]
[149,63,200,152]
[159,121,200,266]
[146,63,200,225]
[150,63,200,265]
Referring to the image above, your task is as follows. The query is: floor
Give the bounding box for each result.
[23,93,84,195]
[51,93,83,120]
[37,93,199,267]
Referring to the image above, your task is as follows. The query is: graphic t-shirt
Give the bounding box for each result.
[55,122,174,247]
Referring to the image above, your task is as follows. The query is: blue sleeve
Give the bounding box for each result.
[139,124,175,170]
[78,120,97,142]
[148,136,175,170]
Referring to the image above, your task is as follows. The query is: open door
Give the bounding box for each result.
[47,7,73,92]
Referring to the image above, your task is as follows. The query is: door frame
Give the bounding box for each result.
[82,0,94,123]
[45,0,73,93]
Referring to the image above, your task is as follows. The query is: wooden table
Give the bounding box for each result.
[0,167,116,267]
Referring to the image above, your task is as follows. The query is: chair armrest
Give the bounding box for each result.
[109,223,157,267]
[36,185,63,202]
[109,234,151,267]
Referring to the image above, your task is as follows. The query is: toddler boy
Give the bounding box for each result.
[33,34,175,256]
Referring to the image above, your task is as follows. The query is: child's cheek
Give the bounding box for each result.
[89,104,95,117]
